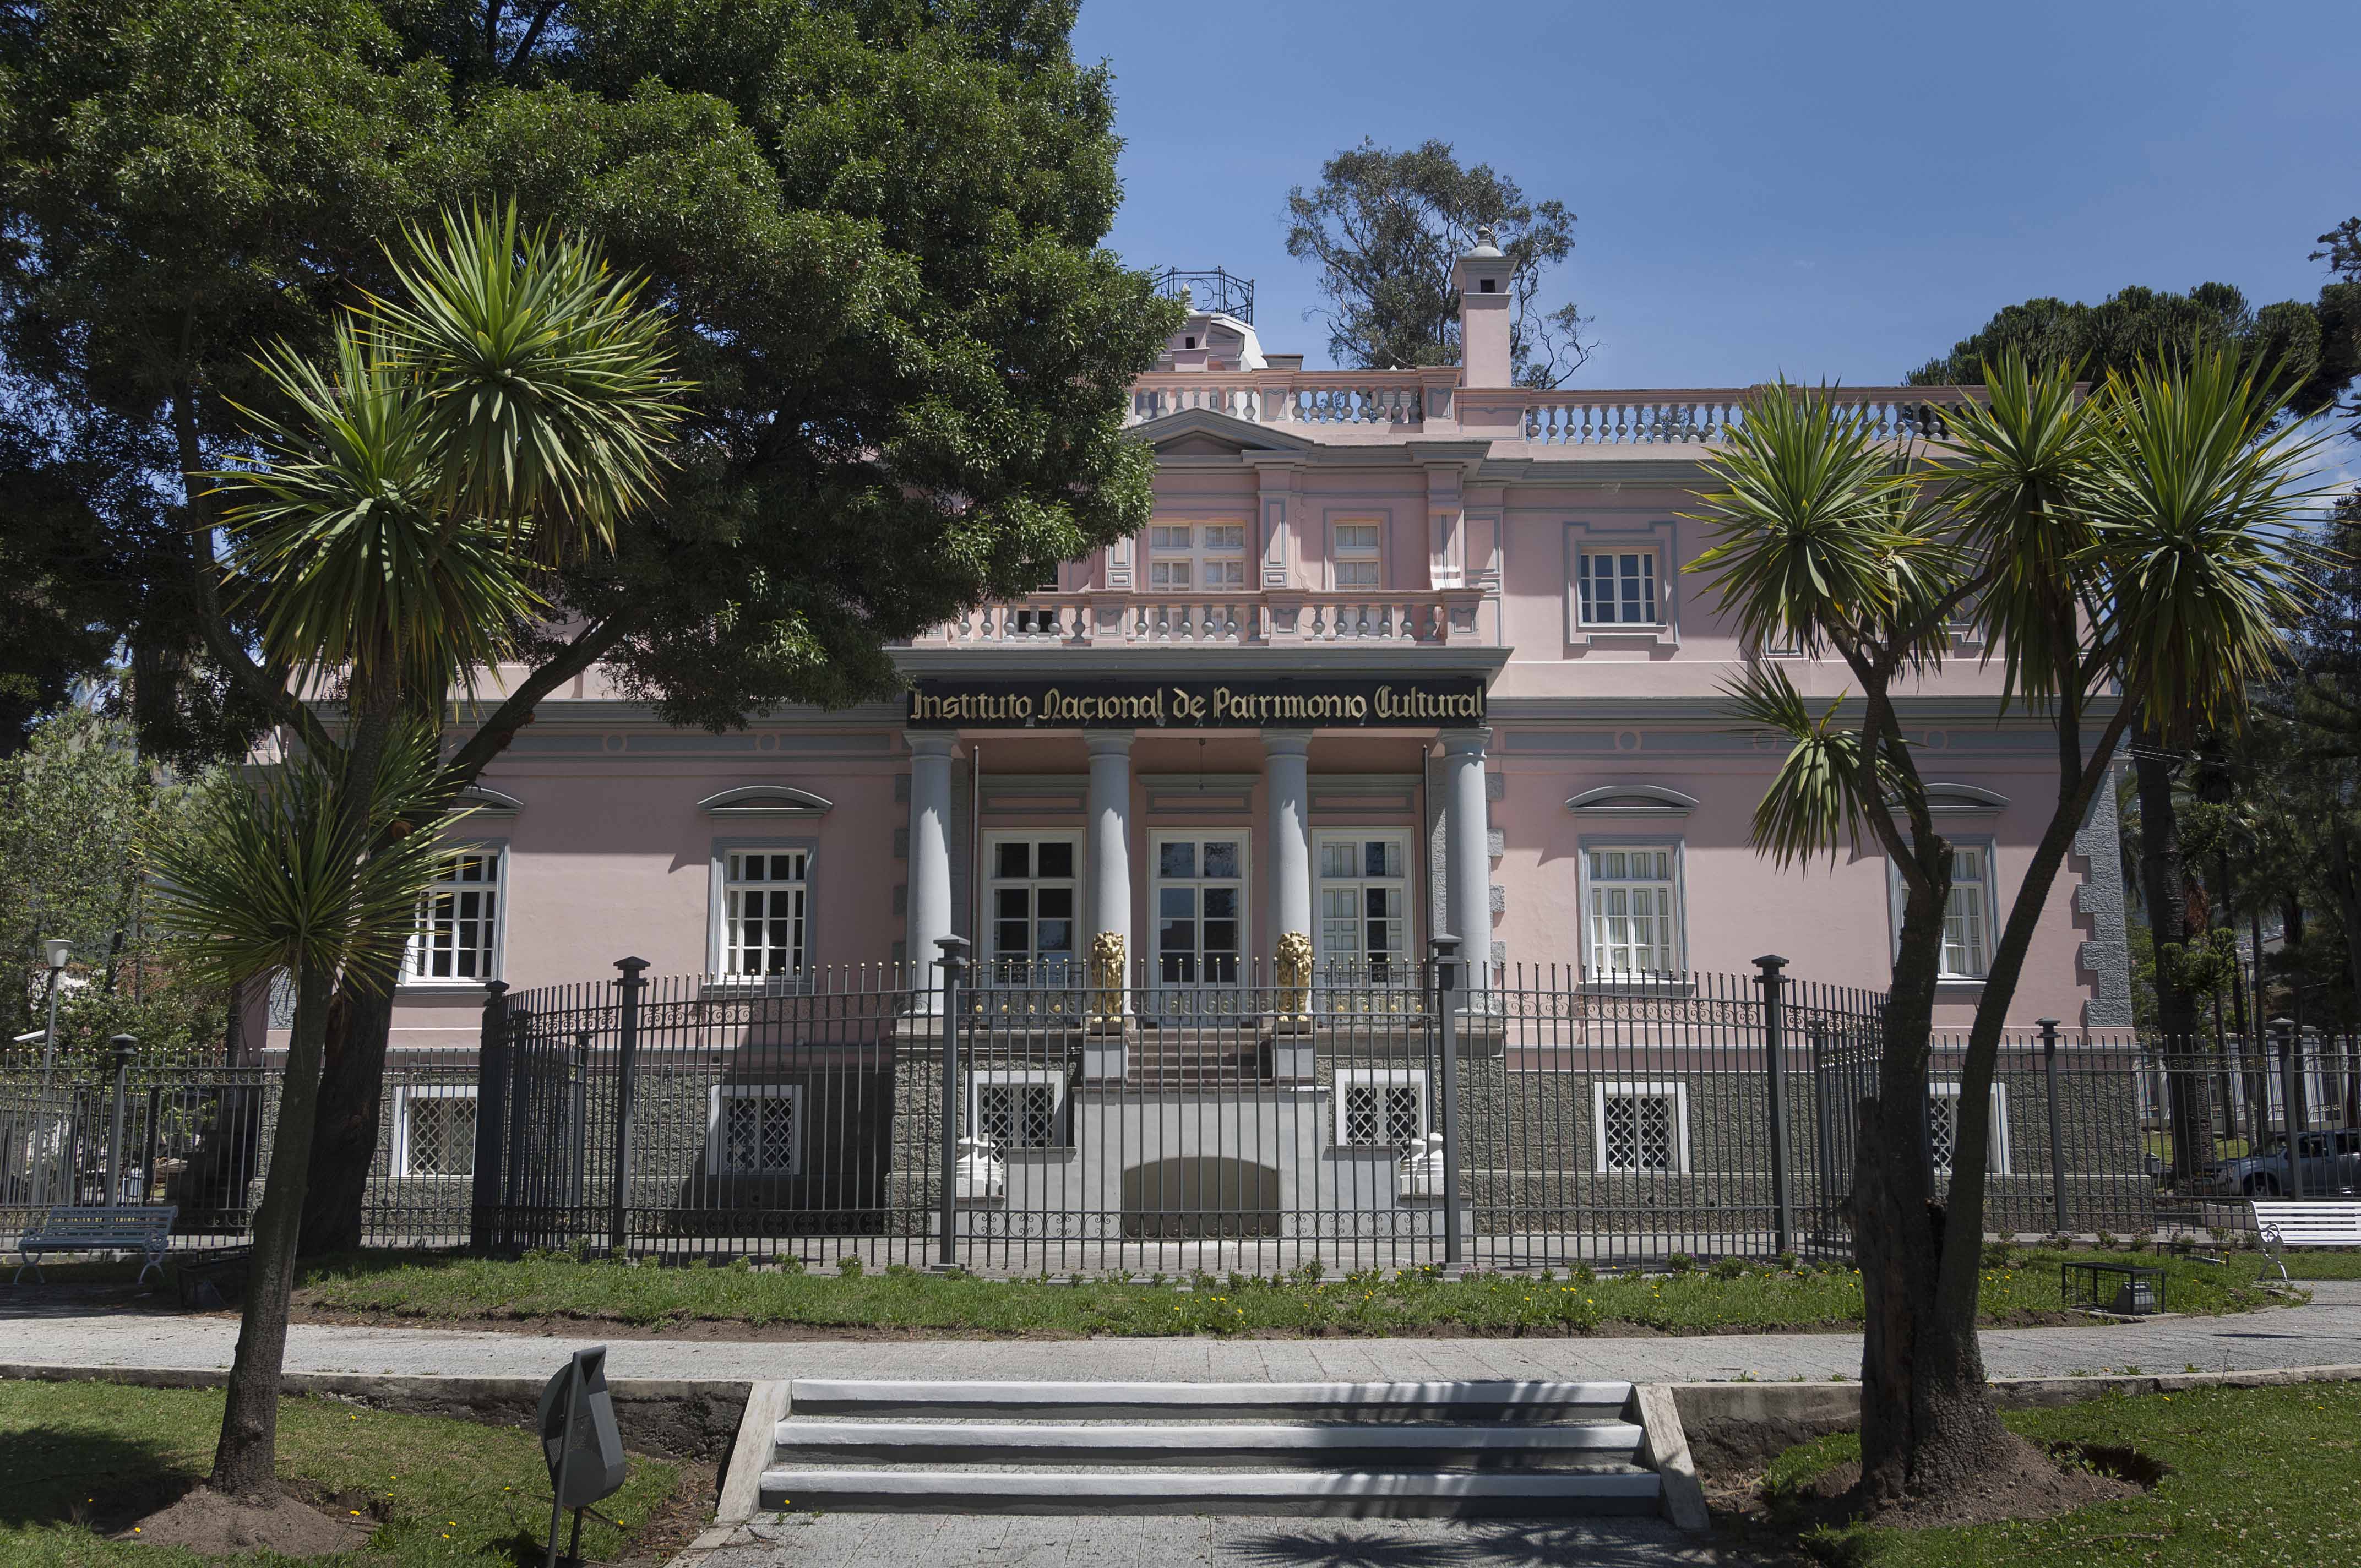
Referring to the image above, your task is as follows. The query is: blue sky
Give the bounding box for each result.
[1074,0,2359,403]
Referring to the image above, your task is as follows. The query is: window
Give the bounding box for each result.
[1333,522,1383,590]
[1577,549,1658,626]
[1592,1082,1691,1174]
[405,848,501,982]
[1926,1083,2010,1176]
[721,849,808,977]
[1336,1069,1428,1148]
[1585,846,1680,977]
[968,1069,1065,1148]
[986,837,1079,984]
[1941,847,1992,979]
[393,1086,476,1179]
[1152,835,1245,986]
[709,1085,802,1175]
[1316,834,1410,979]
[1148,523,1248,592]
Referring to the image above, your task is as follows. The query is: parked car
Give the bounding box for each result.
[2203,1129,2361,1196]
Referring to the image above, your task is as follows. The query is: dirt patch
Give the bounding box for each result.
[116,1481,373,1558]
[1765,1434,2158,1533]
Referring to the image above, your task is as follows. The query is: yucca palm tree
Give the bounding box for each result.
[146,729,460,1496]
[206,205,686,1255]
[1685,349,2326,1507]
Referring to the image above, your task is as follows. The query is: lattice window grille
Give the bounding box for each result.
[720,1091,800,1174]
[1926,1093,1961,1174]
[402,1094,476,1178]
[1340,1079,1424,1147]
[1602,1092,1676,1173]
[977,1082,1059,1148]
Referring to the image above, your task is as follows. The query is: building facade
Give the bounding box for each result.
[307,239,2141,1260]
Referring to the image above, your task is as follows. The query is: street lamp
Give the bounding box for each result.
[38,939,69,1074]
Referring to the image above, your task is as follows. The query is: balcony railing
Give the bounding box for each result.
[1124,372,1980,445]
[918,588,1487,649]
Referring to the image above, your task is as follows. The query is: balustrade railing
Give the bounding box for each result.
[928,588,1478,648]
[1516,386,1979,446]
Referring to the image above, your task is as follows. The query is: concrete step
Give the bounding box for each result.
[787,1378,1635,1424]
[771,1417,1648,1469]
[754,1465,1663,1517]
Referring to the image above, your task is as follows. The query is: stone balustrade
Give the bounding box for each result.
[923,589,1484,648]
[1515,386,1981,446]
[1127,369,1443,429]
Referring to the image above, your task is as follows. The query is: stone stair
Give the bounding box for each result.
[758,1378,1665,1517]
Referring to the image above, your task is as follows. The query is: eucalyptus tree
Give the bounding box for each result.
[146,727,456,1497]
[1688,348,2325,1506]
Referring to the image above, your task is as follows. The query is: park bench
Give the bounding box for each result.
[12,1204,177,1285]
[2249,1198,2361,1283]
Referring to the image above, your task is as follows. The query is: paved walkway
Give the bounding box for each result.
[4,1282,2358,1383]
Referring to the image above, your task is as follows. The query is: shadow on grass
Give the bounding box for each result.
[1222,1520,1720,1567]
[0,1423,200,1534]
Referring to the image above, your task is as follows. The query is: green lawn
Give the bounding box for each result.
[263,1245,2288,1335]
[0,1379,686,1566]
[1758,1382,2361,1565]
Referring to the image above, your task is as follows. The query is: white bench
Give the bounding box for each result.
[13,1205,177,1285]
[2250,1199,2361,1282]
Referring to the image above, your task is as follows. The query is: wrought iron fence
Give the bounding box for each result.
[17,963,2324,1275]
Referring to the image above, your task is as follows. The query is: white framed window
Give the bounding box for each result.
[391,1085,476,1179]
[720,848,809,978]
[1584,846,1682,977]
[1577,549,1660,627]
[405,847,502,982]
[1926,1082,2010,1176]
[1332,521,1384,590]
[1941,846,1993,979]
[1147,522,1248,592]
[1316,832,1411,979]
[708,1084,803,1175]
[967,1068,1066,1149]
[1592,1082,1691,1174]
[1335,1068,1428,1148]
[985,835,1080,984]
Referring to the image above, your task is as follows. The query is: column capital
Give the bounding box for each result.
[1083,729,1136,758]
[1260,729,1314,758]
[905,731,958,759]
[1439,727,1492,758]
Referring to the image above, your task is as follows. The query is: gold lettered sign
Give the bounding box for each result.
[907,677,1487,729]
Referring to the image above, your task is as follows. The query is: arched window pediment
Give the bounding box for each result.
[1565,785,1700,817]
[697,785,835,818]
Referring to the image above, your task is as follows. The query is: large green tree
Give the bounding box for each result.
[1283,138,1589,385]
[0,1,1180,1251]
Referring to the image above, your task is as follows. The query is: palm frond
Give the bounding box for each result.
[1720,662,1884,867]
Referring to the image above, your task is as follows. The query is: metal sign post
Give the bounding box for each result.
[537,1346,627,1567]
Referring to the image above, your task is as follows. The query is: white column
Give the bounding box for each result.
[1264,731,1314,958]
[1084,731,1135,994]
[906,732,957,1002]
[1440,729,1493,992]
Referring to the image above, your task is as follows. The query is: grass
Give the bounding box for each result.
[1757,1381,2361,1565]
[0,1378,686,1566]
[254,1245,2294,1336]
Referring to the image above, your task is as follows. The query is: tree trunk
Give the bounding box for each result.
[2135,743,2208,1185]
[1853,857,2015,1505]
[209,962,331,1497]
[297,967,400,1255]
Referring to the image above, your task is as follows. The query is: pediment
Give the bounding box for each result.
[1125,407,1317,455]
[1565,785,1700,818]
[697,785,834,818]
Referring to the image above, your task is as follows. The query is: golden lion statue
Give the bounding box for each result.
[1275,930,1314,1019]
[1087,932,1126,1023]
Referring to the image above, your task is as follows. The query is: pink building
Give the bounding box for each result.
[378,236,2130,1058]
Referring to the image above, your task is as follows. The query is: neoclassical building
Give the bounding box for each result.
[379,238,2127,1038]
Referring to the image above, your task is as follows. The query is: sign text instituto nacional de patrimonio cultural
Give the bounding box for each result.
[906,676,1489,729]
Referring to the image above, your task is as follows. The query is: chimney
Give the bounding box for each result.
[1452,226,1514,389]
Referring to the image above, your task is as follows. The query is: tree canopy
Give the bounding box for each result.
[1282,138,1589,386]
[1907,279,2360,421]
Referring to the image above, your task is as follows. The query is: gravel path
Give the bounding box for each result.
[5,1281,2357,1385]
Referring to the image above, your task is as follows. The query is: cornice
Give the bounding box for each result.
[892,646,1511,679]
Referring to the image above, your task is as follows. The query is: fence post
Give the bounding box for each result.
[469,982,510,1253]
[502,1009,533,1254]
[1756,956,1793,1258]
[935,934,970,1270]
[105,1035,135,1206]
[2039,1018,2066,1234]
[1431,934,1464,1269]
[610,958,649,1255]
[569,1030,592,1218]
[2273,1017,2302,1201]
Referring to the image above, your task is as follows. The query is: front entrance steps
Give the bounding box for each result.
[757,1379,1665,1517]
